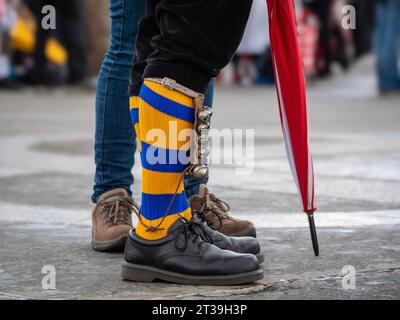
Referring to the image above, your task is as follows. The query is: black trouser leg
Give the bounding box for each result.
[129,0,159,96]
[25,0,53,84]
[130,0,253,94]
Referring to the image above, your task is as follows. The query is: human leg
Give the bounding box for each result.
[91,0,145,252]
[92,0,145,203]
[123,0,263,285]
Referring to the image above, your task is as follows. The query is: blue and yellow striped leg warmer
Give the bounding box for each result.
[130,80,195,240]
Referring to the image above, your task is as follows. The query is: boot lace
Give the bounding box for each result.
[97,196,137,227]
[195,192,232,230]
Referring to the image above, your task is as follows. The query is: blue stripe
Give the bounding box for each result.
[130,108,139,124]
[140,192,189,220]
[140,141,189,173]
[139,84,195,123]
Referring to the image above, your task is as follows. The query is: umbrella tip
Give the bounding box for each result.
[307,213,319,256]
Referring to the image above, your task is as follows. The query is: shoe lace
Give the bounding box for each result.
[98,196,136,227]
[195,192,231,229]
[174,218,214,251]
[193,208,223,231]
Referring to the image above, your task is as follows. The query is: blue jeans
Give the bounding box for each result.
[92,0,213,203]
[375,0,400,93]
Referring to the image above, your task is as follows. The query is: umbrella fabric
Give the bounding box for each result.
[266,0,316,214]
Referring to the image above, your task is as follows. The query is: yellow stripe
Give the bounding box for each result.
[129,96,140,110]
[135,208,192,240]
[144,80,194,109]
[142,168,184,195]
[139,99,193,150]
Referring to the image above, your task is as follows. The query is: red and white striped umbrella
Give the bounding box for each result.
[266,0,319,256]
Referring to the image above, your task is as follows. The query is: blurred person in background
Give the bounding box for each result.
[257,46,275,85]
[302,0,350,77]
[234,0,269,85]
[0,0,17,88]
[23,0,87,85]
[302,0,334,77]
[375,0,400,95]
[82,0,109,86]
[350,0,375,58]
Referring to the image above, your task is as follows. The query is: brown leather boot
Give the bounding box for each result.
[92,188,138,252]
[189,185,256,238]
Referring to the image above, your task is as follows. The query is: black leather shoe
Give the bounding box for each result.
[122,219,264,285]
[192,214,265,263]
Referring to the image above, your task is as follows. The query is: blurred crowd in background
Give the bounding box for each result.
[0,0,399,94]
[0,0,108,88]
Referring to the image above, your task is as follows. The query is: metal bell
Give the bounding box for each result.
[198,108,213,122]
[199,147,209,157]
[190,165,209,179]
[198,136,208,146]
[197,123,209,132]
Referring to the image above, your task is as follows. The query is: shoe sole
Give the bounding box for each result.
[228,226,257,238]
[92,235,127,252]
[121,261,264,285]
